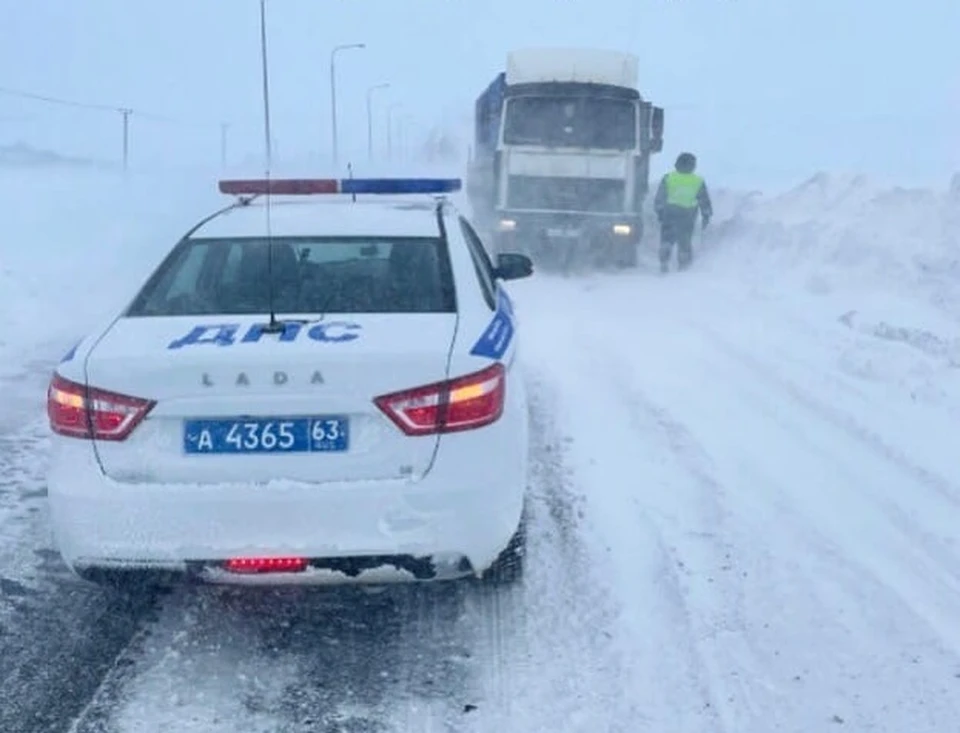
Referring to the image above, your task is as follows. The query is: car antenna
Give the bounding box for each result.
[258,0,283,333]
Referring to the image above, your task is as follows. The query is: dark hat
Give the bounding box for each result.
[675,152,697,172]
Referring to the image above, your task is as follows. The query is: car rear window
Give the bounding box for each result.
[127,236,457,316]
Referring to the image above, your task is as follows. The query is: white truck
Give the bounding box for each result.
[467,48,664,269]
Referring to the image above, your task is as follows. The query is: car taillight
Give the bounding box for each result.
[373,363,505,436]
[47,373,155,441]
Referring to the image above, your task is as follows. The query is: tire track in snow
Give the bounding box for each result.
[604,326,958,727]
[513,276,744,728]
[577,329,960,730]
[680,328,960,655]
[444,372,656,732]
[723,457,960,729]
[72,582,491,733]
[642,278,960,608]
[519,354,732,728]
[0,416,160,733]
[512,274,960,730]
[582,339,762,732]
[740,376,960,616]
[525,379,589,567]
[693,322,960,510]
[666,330,960,728]
[690,321,960,560]
[488,372,651,732]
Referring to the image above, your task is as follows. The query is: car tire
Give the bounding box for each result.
[480,518,526,585]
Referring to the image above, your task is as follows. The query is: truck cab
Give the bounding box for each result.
[467,48,664,269]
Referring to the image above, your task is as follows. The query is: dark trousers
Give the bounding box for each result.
[658,207,697,269]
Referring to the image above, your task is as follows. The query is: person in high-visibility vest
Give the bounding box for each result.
[654,152,713,272]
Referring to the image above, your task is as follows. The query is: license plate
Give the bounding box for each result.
[183,416,349,454]
[546,227,580,238]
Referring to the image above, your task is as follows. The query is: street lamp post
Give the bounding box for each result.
[366,83,390,161]
[329,42,364,167]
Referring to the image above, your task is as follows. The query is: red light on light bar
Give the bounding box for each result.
[224,557,308,574]
[218,179,339,195]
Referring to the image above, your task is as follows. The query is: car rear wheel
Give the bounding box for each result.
[480,518,526,585]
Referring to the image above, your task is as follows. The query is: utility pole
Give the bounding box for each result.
[120,107,132,172]
[329,43,364,167]
[366,83,389,161]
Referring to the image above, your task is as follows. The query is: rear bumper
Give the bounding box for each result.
[47,429,526,585]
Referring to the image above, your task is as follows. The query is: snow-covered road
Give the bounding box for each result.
[2,168,959,732]
[514,270,960,731]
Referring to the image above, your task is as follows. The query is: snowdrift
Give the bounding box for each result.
[704,173,960,319]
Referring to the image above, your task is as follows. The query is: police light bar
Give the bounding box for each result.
[218,177,461,196]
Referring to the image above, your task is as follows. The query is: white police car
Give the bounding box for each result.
[46,176,533,588]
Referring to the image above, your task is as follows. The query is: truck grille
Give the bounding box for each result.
[506,175,626,214]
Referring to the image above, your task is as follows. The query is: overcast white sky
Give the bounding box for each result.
[2,0,957,188]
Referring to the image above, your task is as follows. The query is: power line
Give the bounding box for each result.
[0,84,234,169]
[0,84,218,127]
[0,85,120,113]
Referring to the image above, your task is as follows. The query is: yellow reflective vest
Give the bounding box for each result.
[664,171,704,209]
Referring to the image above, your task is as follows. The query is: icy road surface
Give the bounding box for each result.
[1,170,959,731]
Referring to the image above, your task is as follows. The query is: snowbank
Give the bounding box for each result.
[704,173,960,318]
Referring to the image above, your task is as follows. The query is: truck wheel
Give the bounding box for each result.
[618,242,638,269]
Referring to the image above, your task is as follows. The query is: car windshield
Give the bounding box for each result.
[126,235,457,316]
[503,96,636,149]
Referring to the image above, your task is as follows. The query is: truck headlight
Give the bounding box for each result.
[612,224,632,236]
[498,218,517,231]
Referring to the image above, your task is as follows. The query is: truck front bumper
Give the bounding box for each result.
[492,211,642,252]
[490,211,643,269]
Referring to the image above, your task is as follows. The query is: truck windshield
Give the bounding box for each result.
[503,96,636,150]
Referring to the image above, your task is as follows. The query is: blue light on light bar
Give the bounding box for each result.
[218,177,462,196]
[340,178,462,195]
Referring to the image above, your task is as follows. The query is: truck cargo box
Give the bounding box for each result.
[505,48,639,89]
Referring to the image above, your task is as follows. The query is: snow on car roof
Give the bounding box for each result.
[192,198,443,240]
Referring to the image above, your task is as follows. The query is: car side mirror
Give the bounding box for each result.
[494,252,534,280]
